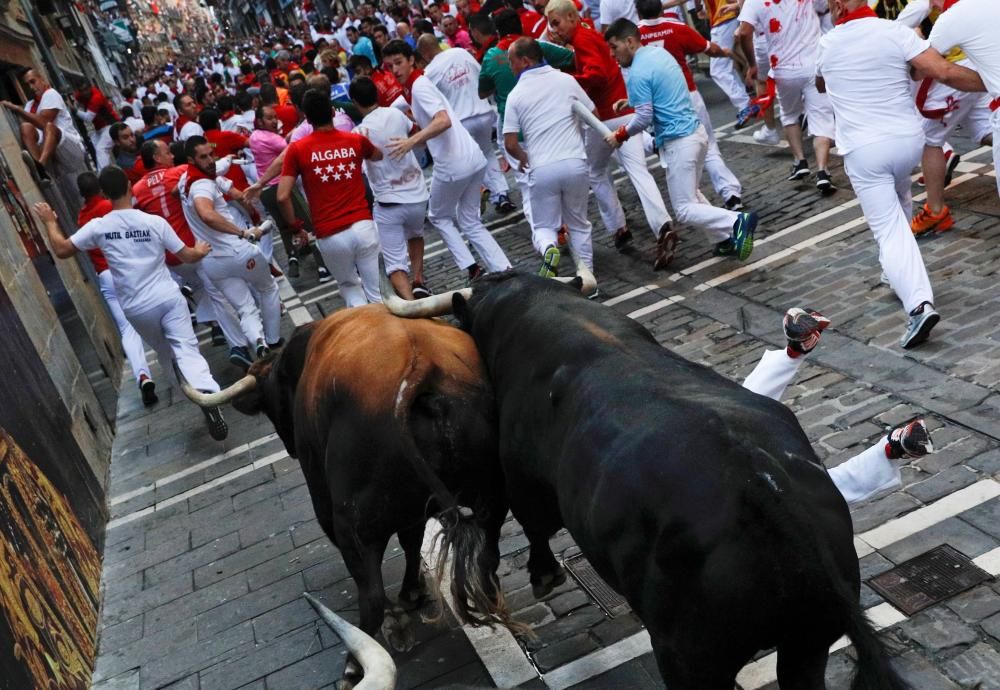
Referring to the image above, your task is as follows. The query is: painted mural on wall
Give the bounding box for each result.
[0,429,100,690]
[0,151,47,259]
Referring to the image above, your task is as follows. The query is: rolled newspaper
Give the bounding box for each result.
[571,100,613,137]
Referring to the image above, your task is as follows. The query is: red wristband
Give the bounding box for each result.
[614,126,629,143]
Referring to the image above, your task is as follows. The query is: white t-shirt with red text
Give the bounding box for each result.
[355,107,428,204]
[739,0,823,78]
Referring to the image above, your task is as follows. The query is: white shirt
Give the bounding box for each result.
[929,0,1000,99]
[31,88,80,141]
[178,173,246,256]
[895,0,929,28]
[356,107,429,204]
[124,116,145,134]
[816,17,928,156]
[503,65,594,169]
[738,0,822,77]
[599,0,638,25]
[177,120,205,142]
[410,74,486,181]
[423,47,494,122]
[71,209,185,315]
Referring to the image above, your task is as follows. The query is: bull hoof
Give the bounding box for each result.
[531,568,567,600]
[381,611,416,652]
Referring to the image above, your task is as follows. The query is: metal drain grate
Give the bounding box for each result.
[867,544,991,616]
[563,554,631,618]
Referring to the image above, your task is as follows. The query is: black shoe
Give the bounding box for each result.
[787,160,810,181]
[467,263,484,283]
[613,228,633,251]
[317,266,332,284]
[494,194,516,214]
[266,337,285,350]
[815,170,836,196]
[229,346,252,371]
[411,282,432,299]
[724,195,743,211]
[256,339,271,360]
[21,150,50,183]
[181,284,194,300]
[885,418,933,459]
[201,404,228,441]
[944,152,961,187]
[287,256,300,278]
[139,377,158,406]
[211,324,226,346]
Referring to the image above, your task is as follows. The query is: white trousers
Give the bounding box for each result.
[316,219,382,307]
[742,348,900,505]
[201,243,282,345]
[775,73,836,138]
[503,143,533,227]
[585,113,671,236]
[98,270,150,383]
[920,75,992,147]
[992,108,1000,200]
[126,292,219,393]
[691,89,742,200]
[710,20,750,112]
[169,262,246,349]
[374,201,426,275]
[844,135,933,314]
[528,158,594,269]
[658,125,740,244]
[463,112,509,202]
[428,166,512,272]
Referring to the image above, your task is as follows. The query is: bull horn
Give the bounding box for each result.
[174,362,257,407]
[379,257,471,319]
[304,593,397,690]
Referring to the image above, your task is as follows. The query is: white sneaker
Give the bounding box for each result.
[753,125,781,146]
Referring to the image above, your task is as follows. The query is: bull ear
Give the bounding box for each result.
[452,293,472,330]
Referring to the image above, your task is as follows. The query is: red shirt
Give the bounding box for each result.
[517,7,542,36]
[124,158,146,185]
[205,129,250,190]
[568,24,632,120]
[132,164,195,265]
[274,104,300,136]
[638,19,708,92]
[78,86,120,130]
[281,128,375,238]
[77,195,113,273]
[371,69,404,107]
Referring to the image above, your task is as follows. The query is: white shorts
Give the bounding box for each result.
[374,201,426,275]
[775,73,835,138]
[919,77,993,148]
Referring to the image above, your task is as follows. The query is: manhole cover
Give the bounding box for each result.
[563,554,631,617]
[867,544,991,616]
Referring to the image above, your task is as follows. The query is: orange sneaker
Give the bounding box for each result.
[911,204,954,236]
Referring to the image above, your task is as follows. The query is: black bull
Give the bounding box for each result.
[226,305,511,654]
[432,271,901,690]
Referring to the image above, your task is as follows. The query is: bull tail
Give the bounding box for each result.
[844,590,907,690]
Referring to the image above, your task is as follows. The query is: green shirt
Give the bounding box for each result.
[479,40,575,125]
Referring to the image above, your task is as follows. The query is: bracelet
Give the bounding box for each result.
[614,126,630,143]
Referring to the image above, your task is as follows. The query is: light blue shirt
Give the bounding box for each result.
[625,46,699,147]
[352,36,378,68]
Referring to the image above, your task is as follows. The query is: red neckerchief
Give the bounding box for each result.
[222,110,235,120]
[475,34,497,62]
[943,0,959,9]
[836,5,877,24]
[175,114,192,137]
[401,68,424,104]
[497,34,523,51]
[182,163,214,194]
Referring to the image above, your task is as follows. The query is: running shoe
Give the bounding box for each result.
[256,339,271,360]
[653,224,678,271]
[201,405,229,441]
[229,346,252,371]
[317,266,332,283]
[557,225,569,247]
[911,204,954,236]
[713,239,736,257]
[467,263,484,283]
[731,211,757,261]
[753,125,781,146]
[815,170,836,196]
[539,245,560,278]
[411,282,432,299]
[494,194,516,214]
[787,160,811,181]
[944,151,961,187]
[899,302,940,349]
[211,324,226,346]
[287,256,300,278]
[139,375,158,407]
[613,227,633,251]
[885,418,934,459]
[783,307,831,358]
[724,195,744,211]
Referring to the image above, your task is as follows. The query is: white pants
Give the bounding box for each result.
[126,293,219,393]
[920,76,992,148]
[710,20,750,112]
[169,262,246,348]
[775,72,836,139]
[844,135,933,314]
[743,348,899,505]
[98,270,150,383]
[658,126,739,244]
[585,113,671,236]
[428,166,512,272]
[691,89,742,201]
[316,219,381,307]
[374,201,426,275]
[93,125,114,169]
[528,158,594,269]
[503,142,533,227]
[201,243,282,345]
[991,108,1000,200]
[463,112,509,203]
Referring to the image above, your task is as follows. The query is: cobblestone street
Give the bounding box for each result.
[90,76,1000,690]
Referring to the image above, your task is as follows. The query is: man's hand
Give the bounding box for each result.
[193,240,212,259]
[33,202,57,224]
[745,65,759,85]
[243,182,262,202]
[604,131,623,149]
[1,100,20,113]
[387,136,416,159]
[612,98,630,115]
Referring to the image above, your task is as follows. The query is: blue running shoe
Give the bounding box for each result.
[731,211,757,262]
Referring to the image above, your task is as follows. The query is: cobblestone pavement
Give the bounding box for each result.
[91,76,1000,690]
